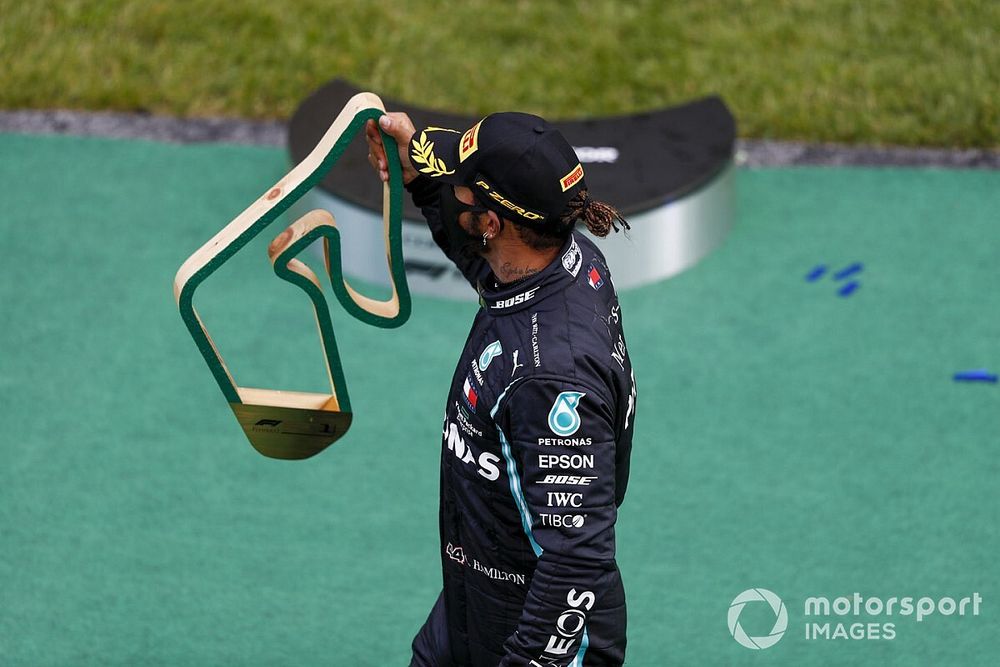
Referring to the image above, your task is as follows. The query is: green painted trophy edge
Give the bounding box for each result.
[177,107,408,409]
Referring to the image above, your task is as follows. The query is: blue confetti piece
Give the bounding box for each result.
[953,369,998,383]
[805,265,827,282]
[838,281,860,297]
[834,262,864,281]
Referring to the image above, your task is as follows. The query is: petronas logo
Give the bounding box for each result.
[547,391,586,436]
[479,340,503,370]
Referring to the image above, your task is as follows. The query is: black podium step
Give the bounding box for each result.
[286,79,737,298]
[289,79,734,218]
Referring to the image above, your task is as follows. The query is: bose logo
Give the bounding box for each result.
[491,286,540,309]
[537,475,597,486]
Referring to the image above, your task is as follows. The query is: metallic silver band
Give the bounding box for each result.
[289,161,736,300]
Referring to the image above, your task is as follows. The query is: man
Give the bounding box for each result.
[366,109,637,667]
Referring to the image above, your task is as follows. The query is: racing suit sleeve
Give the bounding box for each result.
[495,379,626,666]
[405,175,488,288]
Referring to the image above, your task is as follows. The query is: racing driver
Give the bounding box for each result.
[366,109,637,667]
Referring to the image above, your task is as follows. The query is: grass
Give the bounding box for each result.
[0,0,997,147]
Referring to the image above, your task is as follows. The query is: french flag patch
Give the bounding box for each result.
[462,376,479,410]
[587,263,604,290]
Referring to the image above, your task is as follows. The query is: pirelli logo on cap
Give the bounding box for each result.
[474,178,546,222]
[459,120,484,163]
[560,163,585,192]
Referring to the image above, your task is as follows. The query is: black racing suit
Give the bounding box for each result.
[407,176,637,667]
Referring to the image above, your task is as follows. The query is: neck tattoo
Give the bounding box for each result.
[497,262,539,286]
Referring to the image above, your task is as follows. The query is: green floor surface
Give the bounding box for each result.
[1,133,997,665]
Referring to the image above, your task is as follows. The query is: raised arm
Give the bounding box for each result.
[365,113,488,288]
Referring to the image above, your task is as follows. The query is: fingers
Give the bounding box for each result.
[366,145,388,182]
[367,112,419,185]
[365,118,386,162]
[366,152,388,182]
[378,112,419,185]
[364,118,389,182]
[378,112,417,146]
[364,117,383,145]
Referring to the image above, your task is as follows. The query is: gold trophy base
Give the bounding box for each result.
[230,388,352,460]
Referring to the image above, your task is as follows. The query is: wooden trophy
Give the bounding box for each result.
[173,92,409,460]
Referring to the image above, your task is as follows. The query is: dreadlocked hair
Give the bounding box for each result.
[559,189,630,238]
[512,189,631,250]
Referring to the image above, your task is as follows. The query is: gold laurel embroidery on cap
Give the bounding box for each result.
[411,130,456,177]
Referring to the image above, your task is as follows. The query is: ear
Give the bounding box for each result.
[485,210,504,237]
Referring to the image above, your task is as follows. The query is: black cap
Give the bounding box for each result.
[408,112,586,229]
